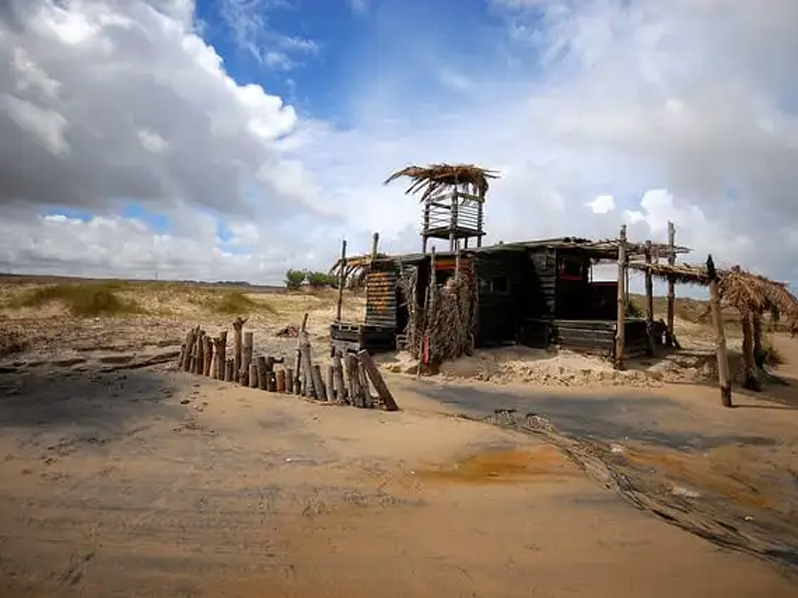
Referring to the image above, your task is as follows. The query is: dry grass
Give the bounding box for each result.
[7,283,143,317]
[189,290,277,316]
[0,326,28,357]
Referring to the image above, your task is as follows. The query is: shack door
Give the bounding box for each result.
[365,269,397,328]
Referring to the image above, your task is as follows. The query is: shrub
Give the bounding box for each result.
[10,283,141,317]
[0,328,28,357]
[200,291,276,315]
[305,270,337,289]
[285,269,306,290]
[625,298,644,318]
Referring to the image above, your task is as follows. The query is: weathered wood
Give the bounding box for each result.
[615,224,627,370]
[741,311,761,391]
[181,328,197,371]
[240,368,249,387]
[286,368,295,394]
[333,352,346,403]
[242,331,254,381]
[417,247,436,378]
[225,359,234,382]
[345,354,360,405]
[708,255,732,407]
[357,350,399,411]
[312,364,327,401]
[178,343,186,369]
[203,336,212,376]
[644,240,655,357]
[276,369,286,393]
[294,313,308,394]
[357,359,372,408]
[666,221,676,347]
[753,312,764,369]
[249,363,259,389]
[267,371,277,392]
[256,356,268,390]
[217,331,228,380]
[195,330,205,374]
[233,317,247,382]
[327,365,335,400]
[299,315,315,398]
[336,240,347,322]
[210,337,220,380]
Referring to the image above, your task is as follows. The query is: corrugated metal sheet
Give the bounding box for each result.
[365,269,397,327]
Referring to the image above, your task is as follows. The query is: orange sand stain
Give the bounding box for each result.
[415,446,578,485]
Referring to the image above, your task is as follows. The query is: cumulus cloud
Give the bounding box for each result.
[587,195,615,215]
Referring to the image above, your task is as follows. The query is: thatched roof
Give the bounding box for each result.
[384,163,499,202]
[631,262,798,317]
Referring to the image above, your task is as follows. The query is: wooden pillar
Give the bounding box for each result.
[203,336,212,376]
[753,312,764,369]
[242,332,253,381]
[336,239,347,323]
[312,364,327,401]
[422,201,430,254]
[615,224,627,370]
[666,221,676,347]
[449,191,458,252]
[249,363,258,388]
[644,240,655,356]
[333,351,346,403]
[256,356,268,390]
[371,232,380,260]
[741,310,761,391]
[707,255,732,407]
[233,317,246,382]
[476,201,484,248]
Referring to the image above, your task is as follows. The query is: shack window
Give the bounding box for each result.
[558,257,584,280]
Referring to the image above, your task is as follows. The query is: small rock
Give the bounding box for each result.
[180,399,190,405]
[610,444,625,454]
[744,515,754,522]
[671,485,701,499]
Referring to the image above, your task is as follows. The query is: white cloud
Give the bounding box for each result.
[348,0,368,16]
[587,194,615,214]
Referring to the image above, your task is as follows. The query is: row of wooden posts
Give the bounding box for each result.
[177,315,398,411]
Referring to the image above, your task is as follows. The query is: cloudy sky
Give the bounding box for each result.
[1,0,797,289]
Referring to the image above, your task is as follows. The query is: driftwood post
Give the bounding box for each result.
[210,337,220,380]
[358,350,399,411]
[312,364,327,401]
[195,330,205,374]
[708,255,732,407]
[345,354,360,405]
[333,351,346,403]
[218,331,228,379]
[327,365,335,401]
[336,240,347,323]
[182,327,197,371]
[666,221,676,347]
[276,369,286,393]
[416,247,436,378]
[741,311,761,391]
[242,332,253,382]
[286,368,295,394]
[233,317,247,382]
[225,359,234,382]
[615,224,627,370]
[644,240,655,356]
[203,336,212,376]
[249,363,258,389]
[256,356,268,390]
[294,313,308,394]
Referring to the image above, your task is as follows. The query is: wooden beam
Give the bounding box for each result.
[233,317,246,383]
[644,240,655,357]
[333,351,346,403]
[358,350,399,411]
[741,311,761,391]
[242,332,253,381]
[312,364,327,401]
[666,221,676,347]
[707,255,732,407]
[615,224,627,370]
[336,239,347,322]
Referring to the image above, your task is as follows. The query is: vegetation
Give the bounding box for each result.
[195,290,276,315]
[285,269,306,290]
[285,268,337,290]
[0,327,27,357]
[625,299,644,318]
[9,283,142,317]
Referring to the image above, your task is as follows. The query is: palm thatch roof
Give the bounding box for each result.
[631,262,798,318]
[384,163,499,202]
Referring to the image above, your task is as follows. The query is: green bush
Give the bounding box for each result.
[10,283,142,317]
[285,269,306,290]
[625,299,644,318]
[305,270,337,289]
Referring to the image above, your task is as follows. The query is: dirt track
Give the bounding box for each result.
[1,362,797,597]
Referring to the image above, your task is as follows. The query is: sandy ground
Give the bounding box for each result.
[2,282,798,596]
[1,364,797,597]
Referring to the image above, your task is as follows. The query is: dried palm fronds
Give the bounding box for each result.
[423,266,479,363]
[384,163,499,202]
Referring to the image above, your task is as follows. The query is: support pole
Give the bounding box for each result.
[644,240,655,356]
[741,310,761,391]
[615,224,627,370]
[242,332,253,381]
[708,255,732,407]
[666,221,676,347]
[450,191,458,252]
[371,232,380,260]
[233,317,246,383]
[336,239,347,323]
[753,312,764,369]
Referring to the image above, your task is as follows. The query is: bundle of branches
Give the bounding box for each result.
[384,163,499,202]
[424,267,479,364]
[396,264,423,356]
[719,266,798,319]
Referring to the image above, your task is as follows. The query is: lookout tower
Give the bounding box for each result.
[384,163,498,253]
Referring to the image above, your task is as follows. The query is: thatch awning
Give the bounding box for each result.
[631,262,798,317]
[384,163,499,203]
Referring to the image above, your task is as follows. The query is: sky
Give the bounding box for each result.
[0,0,797,291]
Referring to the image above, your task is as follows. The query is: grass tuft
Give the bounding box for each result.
[192,291,277,315]
[9,283,143,317]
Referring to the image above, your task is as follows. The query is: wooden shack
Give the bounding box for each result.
[331,237,678,359]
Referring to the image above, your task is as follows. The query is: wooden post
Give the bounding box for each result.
[233,317,247,382]
[225,359,234,382]
[256,356,268,390]
[336,239,347,323]
[195,330,205,374]
[327,365,335,400]
[286,368,295,394]
[707,255,732,407]
[333,351,346,403]
[357,360,371,408]
[218,331,227,380]
[371,232,380,260]
[666,221,676,347]
[203,336,212,376]
[182,328,197,371]
[422,202,430,253]
[276,369,286,393]
[294,313,308,394]
[312,364,327,401]
[249,363,259,389]
[242,332,253,381]
[615,224,627,370]
[644,240,655,356]
[753,312,764,369]
[449,191,458,252]
[358,350,399,411]
[345,354,360,405]
[741,310,761,391]
[210,337,220,379]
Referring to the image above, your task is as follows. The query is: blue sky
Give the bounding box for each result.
[2,0,797,291]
